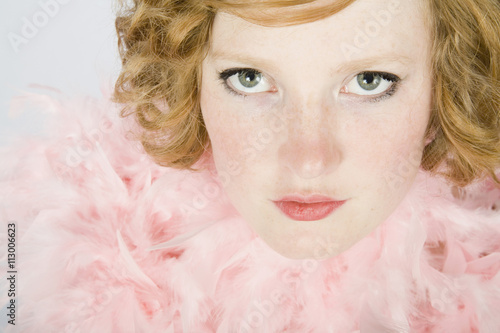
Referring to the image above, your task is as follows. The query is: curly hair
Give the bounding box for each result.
[113,0,500,186]
[422,0,500,185]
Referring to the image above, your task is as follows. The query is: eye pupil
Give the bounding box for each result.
[239,70,262,88]
[357,73,382,91]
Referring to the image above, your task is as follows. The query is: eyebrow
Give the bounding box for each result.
[335,56,413,73]
[208,50,277,70]
[208,50,414,73]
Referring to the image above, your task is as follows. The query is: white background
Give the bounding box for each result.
[0,0,120,145]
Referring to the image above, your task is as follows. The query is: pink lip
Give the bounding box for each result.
[272,195,346,221]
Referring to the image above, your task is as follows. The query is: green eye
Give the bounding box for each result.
[238,70,263,88]
[219,68,274,95]
[344,71,400,98]
[357,72,382,91]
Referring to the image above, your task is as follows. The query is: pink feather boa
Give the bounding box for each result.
[2,91,500,332]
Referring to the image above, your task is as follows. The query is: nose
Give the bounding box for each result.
[279,136,341,179]
[278,100,341,180]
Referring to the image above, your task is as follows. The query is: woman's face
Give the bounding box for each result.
[200,0,432,259]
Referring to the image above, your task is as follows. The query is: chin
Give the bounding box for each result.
[258,233,355,260]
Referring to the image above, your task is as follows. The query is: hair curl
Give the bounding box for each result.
[422,0,500,185]
[113,0,500,186]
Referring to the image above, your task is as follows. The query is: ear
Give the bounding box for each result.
[196,143,216,172]
[424,134,436,146]
[424,123,437,146]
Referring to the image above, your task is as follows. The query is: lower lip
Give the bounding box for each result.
[273,200,346,221]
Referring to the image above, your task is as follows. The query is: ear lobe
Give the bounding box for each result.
[196,145,216,171]
[424,126,437,146]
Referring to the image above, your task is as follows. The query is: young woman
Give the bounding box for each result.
[3,0,500,331]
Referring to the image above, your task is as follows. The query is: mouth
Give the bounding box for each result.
[272,195,346,221]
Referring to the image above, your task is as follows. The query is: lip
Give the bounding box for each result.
[272,195,346,221]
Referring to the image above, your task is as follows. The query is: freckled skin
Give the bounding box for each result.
[200,0,433,259]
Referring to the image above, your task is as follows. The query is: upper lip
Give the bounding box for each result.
[273,194,340,204]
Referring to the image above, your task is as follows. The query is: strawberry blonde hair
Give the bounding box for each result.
[113,0,500,186]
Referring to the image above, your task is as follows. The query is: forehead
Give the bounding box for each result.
[208,0,429,66]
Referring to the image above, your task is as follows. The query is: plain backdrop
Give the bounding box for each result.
[0,0,120,145]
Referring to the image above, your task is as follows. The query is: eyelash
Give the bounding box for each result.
[218,68,259,97]
[217,68,401,102]
[354,71,401,103]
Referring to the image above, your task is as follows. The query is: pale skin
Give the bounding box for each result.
[200,0,433,259]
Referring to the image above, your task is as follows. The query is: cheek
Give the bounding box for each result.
[201,93,262,184]
[368,120,425,170]
[354,103,431,197]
